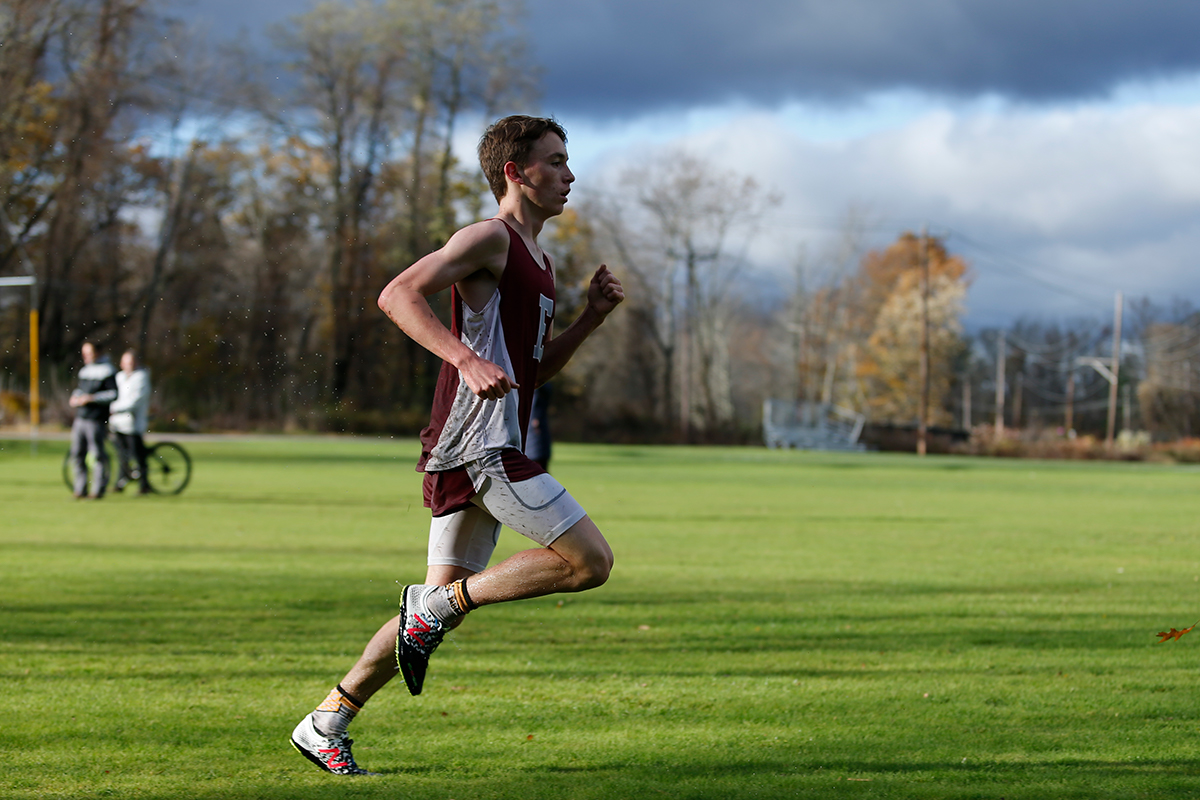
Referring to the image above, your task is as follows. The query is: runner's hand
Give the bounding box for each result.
[459,353,518,400]
[588,265,625,317]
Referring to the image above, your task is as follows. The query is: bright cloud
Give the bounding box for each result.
[565,89,1200,327]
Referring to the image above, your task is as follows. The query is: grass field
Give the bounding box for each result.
[4,435,1200,799]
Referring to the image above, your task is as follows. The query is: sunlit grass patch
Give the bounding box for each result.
[4,437,1200,799]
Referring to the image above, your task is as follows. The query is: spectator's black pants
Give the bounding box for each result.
[113,431,150,492]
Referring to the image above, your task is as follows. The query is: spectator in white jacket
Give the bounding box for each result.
[110,349,151,494]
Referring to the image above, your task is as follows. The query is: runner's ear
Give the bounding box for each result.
[503,161,523,185]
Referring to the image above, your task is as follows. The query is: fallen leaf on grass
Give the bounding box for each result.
[1156,620,1200,642]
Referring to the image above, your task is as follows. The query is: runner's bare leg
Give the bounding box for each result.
[339,515,611,701]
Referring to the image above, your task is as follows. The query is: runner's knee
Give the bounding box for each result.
[564,541,612,590]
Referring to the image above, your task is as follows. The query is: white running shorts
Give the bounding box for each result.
[427,470,587,573]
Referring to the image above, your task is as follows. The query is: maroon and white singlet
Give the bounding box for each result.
[417,220,556,516]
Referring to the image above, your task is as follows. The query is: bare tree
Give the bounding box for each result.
[0,0,167,371]
[604,150,778,438]
[267,0,532,404]
[781,208,874,410]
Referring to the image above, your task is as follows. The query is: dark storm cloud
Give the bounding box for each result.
[525,0,1200,117]
[163,0,289,42]
[167,0,1200,118]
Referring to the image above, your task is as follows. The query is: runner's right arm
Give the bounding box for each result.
[378,220,515,400]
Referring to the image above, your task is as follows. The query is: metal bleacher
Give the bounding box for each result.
[762,399,867,451]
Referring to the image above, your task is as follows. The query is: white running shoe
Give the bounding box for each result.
[396,584,448,696]
[290,713,376,775]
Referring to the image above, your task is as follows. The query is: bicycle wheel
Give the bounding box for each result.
[61,441,117,495]
[146,441,192,495]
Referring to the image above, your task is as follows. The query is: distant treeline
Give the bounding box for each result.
[3,1,1197,444]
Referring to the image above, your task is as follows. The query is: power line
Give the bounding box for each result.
[1142,322,1200,350]
[1005,333,1107,361]
[942,227,1112,306]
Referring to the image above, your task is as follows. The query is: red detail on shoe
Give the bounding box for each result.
[406,613,432,647]
[319,747,349,770]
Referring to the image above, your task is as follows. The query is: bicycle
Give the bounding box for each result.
[62,438,192,496]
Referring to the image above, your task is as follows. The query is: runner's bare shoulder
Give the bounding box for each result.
[445,219,511,278]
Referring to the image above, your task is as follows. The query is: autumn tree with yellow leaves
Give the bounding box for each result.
[853,233,970,427]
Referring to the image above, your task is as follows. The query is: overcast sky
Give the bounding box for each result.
[169,0,1200,328]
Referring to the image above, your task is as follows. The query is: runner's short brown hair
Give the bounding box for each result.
[478,116,567,202]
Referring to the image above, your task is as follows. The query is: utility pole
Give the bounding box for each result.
[1123,383,1132,433]
[1012,372,1023,430]
[917,229,930,456]
[963,377,971,430]
[30,277,38,449]
[1064,370,1075,433]
[0,275,38,453]
[0,203,40,454]
[1106,291,1123,448]
[679,325,691,443]
[994,331,1006,435]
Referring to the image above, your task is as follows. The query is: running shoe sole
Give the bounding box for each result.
[396,584,445,696]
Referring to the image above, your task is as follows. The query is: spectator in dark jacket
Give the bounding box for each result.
[68,341,118,498]
[525,382,553,471]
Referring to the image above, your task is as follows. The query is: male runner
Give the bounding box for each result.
[291,115,625,775]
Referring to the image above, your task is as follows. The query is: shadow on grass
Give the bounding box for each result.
[351,754,1200,800]
[56,754,1200,800]
[0,538,422,559]
[2,569,1163,660]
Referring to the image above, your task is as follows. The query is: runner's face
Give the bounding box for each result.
[121,352,135,373]
[81,343,95,364]
[514,133,574,215]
